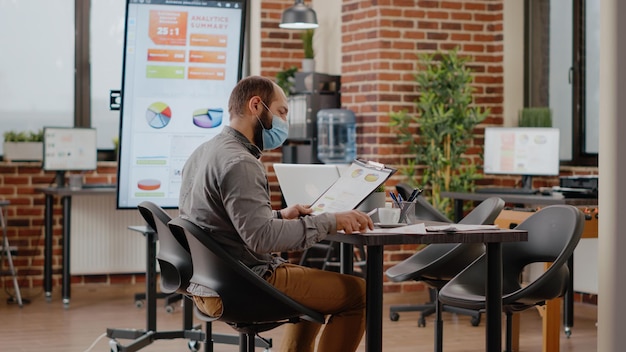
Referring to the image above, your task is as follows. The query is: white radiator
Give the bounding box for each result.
[69,194,177,275]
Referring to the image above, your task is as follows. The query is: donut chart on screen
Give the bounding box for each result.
[146,102,172,129]
[193,108,223,128]
[137,179,161,191]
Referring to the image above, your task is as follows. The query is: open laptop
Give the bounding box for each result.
[273,163,344,207]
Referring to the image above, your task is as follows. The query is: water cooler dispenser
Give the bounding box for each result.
[316,109,357,164]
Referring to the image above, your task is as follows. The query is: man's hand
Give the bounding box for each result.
[279,204,313,220]
[335,210,375,234]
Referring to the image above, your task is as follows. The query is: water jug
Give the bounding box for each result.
[317,109,356,164]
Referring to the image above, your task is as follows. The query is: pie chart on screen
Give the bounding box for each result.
[137,179,161,191]
[193,108,223,128]
[146,102,172,129]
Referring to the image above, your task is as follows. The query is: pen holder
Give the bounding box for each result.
[398,201,416,224]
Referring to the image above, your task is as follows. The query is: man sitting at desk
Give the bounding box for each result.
[179,76,373,352]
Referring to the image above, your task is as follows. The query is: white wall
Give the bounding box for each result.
[503,0,525,127]
[598,0,626,350]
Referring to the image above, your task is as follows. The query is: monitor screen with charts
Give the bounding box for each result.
[483,127,560,191]
[273,163,343,207]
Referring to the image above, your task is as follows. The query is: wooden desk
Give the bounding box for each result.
[36,186,116,307]
[327,225,527,352]
[441,191,597,222]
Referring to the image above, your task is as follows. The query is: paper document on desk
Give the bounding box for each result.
[310,159,396,215]
[372,223,428,234]
[425,224,500,232]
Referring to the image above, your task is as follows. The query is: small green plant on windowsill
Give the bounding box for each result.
[519,107,552,127]
[3,129,44,142]
[2,129,44,162]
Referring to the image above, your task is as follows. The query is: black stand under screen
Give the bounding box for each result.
[521,175,533,191]
[54,171,66,188]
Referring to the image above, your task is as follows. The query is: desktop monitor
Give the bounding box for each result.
[483,127,560,190]
[43,127,98,187]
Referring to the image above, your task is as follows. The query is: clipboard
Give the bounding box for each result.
[310,159,396,215]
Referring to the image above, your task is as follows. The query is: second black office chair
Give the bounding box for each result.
[438,205,585,351]
[386,195,505,352]
[169,216,326,352]
[107,201,243,352]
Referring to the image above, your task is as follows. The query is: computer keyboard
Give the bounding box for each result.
[475,187,539,195]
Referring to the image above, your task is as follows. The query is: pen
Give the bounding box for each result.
[389,192,400,207]
[397,193,404,203]
[367,208,378,217]
[408,188,423,202]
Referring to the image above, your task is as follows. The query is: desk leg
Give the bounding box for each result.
[485,242,502,352]
[146,230,157,332]
[340,243,354,275]
[365,245,383,352]
[564,255,574,337]
[61,196,71,308]
[453,199,464,223]
[44,194,53,302]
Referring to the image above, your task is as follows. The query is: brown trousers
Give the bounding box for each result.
[194,263,366,352]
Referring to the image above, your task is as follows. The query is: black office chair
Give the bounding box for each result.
[107,201,241,352]
[438,205,585,352]
[169,216,326,352]
[386,196,505,352]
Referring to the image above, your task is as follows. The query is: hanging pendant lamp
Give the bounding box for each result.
[279,0,319,29]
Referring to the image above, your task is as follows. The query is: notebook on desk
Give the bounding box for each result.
[273,163,343,207]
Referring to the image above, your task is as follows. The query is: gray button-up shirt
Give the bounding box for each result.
[179,126,336,295]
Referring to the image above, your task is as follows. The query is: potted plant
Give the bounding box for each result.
[276,66,299,96]
[389,48,488,218]
[2,129,44,161]
[301,29,315,72]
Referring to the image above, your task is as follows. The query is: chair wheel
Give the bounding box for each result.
[165,304,175,313]
[470,315,481,327]
[565,326,572,338]
[188,340,200,351]
[390,312,400,321]
[109,339,121,352]
[135,300,144,308]
[418,317,426,327]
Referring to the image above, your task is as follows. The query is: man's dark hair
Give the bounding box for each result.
[228,76,276,116]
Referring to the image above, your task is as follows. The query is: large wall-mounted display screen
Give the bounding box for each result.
[117,0,246,209]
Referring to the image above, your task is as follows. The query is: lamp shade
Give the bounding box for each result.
[279,0,319,29]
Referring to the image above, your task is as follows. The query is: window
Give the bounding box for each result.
[0,0,74,154]
[524,0,598,166]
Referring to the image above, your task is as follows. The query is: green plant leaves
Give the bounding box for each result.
[389,48,489,218]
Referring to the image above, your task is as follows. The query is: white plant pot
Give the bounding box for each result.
[302,58,316,73]
[3,142,43,162]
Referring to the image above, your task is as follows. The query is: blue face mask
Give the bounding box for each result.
[258,101,289,150]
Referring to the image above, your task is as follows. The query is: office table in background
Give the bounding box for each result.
[441,191,597,222]
[36,186,116,307]
[327,225,527,352]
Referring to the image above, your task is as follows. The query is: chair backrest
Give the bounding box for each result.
[168,216,325,325]
[386,197,504,283]
[440,205,584,307]
[457,197,505,225]
[137,201,191,295]
[501,205,584,301]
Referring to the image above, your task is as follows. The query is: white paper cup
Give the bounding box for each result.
[378,207,401,224]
